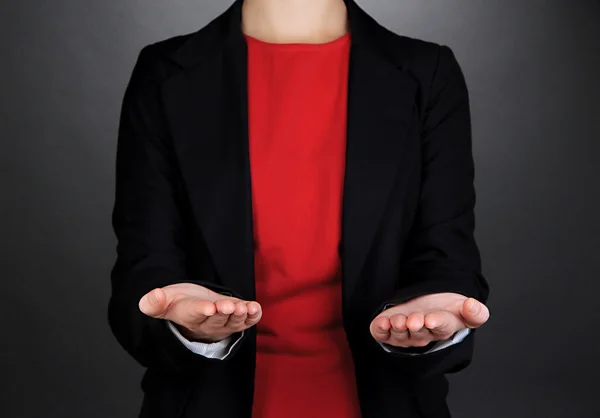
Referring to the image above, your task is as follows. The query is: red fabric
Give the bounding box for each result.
[245,32,361,418]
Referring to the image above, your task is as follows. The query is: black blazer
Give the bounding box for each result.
[108,0,489,417]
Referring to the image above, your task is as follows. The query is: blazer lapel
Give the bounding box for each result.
[341,0,419,308]
[164,0,256,300]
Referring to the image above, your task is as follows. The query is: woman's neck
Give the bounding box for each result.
[241,0,349,44]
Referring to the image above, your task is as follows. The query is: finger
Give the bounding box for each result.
[406,312,431,341]
[369,316,392,342]
[389,313,410,342]
[245,301,262,326]
[205,299,237,328]
[139,288,170,318]
[460,298,490,328]
[225,301,248,330]
[424,311,462,340]
[406,311,425,331]
[388,314,430,347]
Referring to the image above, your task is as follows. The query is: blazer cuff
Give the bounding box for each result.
[166,321,243,359]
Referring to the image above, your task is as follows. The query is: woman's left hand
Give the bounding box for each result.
[369,292,490,348]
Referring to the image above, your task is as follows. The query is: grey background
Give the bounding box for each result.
[2,1,599,417]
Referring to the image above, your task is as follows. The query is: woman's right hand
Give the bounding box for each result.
[138,283,262,343]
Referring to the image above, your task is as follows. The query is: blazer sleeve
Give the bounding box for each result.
[373,44,490,379]
[107,45,247,371]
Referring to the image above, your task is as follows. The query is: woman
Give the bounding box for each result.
[108,0,491,417]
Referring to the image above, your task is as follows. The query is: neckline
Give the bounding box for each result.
[243,31,351,50]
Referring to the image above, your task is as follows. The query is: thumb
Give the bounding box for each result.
[460,298,490,329]
[139,288,169,319]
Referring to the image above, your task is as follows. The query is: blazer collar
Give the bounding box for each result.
[170,0,397,70]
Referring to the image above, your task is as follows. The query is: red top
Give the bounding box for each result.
[245,31,361,418]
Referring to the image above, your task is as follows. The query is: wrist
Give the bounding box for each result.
[173,322,229,343]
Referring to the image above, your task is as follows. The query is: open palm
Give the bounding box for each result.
[369,292,490,348]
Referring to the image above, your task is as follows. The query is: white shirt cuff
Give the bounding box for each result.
[166,320,244,359]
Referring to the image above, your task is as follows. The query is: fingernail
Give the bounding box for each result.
[469,299,480,314]
[149,290,159,305]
